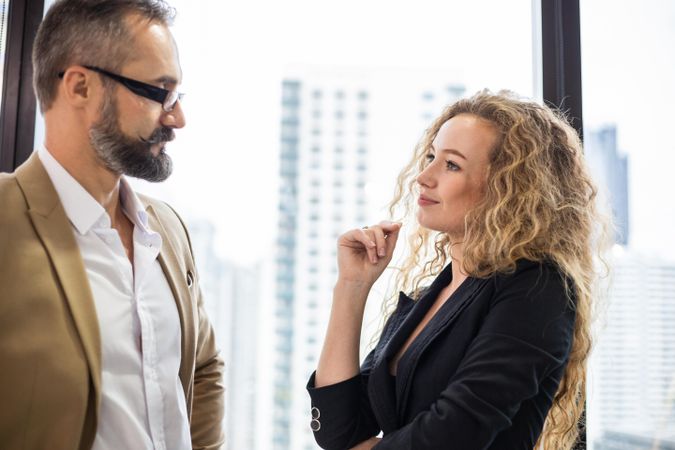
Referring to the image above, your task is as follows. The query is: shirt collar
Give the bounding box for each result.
[38,145,156,237]
[118,176,153,235]
[38,145,107,234]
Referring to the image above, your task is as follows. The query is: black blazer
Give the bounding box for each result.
[307,260,576,450]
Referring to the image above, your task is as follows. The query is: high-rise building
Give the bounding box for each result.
[594,431,675,450]
[274,75,371,450]
[271,69,471,450]
[420,83,466,125]
[590,250,675,449]
[585,126,630,245]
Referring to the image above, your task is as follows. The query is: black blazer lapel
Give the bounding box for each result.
[367,264,455,432]
[396,275,489,419]
[367,292,417,433]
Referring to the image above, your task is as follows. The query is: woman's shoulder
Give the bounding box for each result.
[492,258,566,284]
[489,259,572,302]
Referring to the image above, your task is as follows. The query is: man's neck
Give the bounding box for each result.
[44,140,123,220]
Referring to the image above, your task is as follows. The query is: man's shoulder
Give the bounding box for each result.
[137,192,168,212]
[0,171,27,212]
[137,192,183,225]
[136,192,191,244]
[0,170,19,189]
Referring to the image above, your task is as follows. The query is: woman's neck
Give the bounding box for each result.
[449,242,468,290]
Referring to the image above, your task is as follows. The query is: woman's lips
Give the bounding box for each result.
[418,195,439,206]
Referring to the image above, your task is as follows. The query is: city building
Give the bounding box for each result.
[187,219,262,450]
[590,250,675,448]
[272,69,469,450]
[273,74,371,450]
[585,125,630,245]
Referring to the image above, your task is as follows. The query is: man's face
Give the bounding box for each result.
[89,94,174,182]
[89,15,185,182]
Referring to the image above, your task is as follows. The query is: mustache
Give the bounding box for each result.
[140,127,175,145]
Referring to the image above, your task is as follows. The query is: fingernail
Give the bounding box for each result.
[378,248,385,257]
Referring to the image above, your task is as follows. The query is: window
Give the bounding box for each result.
[581,1,675,448]
[0,0,9,101]
[13,2,539,450]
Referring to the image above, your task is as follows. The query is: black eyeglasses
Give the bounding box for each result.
[58,65,184,112]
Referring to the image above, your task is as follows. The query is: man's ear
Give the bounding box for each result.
[60,66,97,108]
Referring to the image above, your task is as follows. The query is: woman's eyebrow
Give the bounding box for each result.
[431,144,467,160]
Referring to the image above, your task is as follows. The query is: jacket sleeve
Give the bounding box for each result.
[168,204,226,450]
[190,282,226,449]
[374,264,576,450]
[306,349,381,450]
[306,291,419,449]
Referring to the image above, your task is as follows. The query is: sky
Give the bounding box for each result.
[580,0,675,259]
[128,0,538,264]
[34,0,675,263]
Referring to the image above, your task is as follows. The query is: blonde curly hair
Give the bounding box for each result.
[386,90,611,449]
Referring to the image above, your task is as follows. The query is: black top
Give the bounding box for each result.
[307,260,576,450]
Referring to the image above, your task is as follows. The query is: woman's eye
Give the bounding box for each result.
[424,153,435,163]
[446,160,460,171]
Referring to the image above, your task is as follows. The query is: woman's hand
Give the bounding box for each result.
[337,221,401,287]
[349,437,382,450]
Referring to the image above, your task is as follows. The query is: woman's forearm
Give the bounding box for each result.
[315,280,372,387]
[349,437,382,449]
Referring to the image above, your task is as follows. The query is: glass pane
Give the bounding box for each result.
[33,0,55,149]
[14,1,528,449]
[0,0,9,101]
[143,2,538,449]
[581,1,675,448]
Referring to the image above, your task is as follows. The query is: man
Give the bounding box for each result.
[0,1,224,449]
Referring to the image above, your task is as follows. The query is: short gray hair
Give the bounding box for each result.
[32,0,176,112]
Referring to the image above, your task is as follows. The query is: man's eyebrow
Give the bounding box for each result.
[153,75,178,85]
[431,144,467,160]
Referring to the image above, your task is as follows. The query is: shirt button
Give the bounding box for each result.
[311,406,320,420]
[310,419,321,432]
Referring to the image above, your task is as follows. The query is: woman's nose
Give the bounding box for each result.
[416,163,435,188]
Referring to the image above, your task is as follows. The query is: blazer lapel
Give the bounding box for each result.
[145,204,194,399]
[366,265,455,432]
[382,263,456,370]
[366,261,489,425]
[396,275,489,418]
[15,153,102,413]
[367,292,417,433]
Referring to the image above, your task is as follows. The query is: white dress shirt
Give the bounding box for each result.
[38,147,191,450]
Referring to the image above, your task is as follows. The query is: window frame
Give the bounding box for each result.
[0,0,587,447]
[0,0,43,173]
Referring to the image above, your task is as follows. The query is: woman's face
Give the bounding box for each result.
[416,113,497,239]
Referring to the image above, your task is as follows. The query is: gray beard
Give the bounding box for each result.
[89,96,174,182]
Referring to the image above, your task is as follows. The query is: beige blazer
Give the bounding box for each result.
[0,153,225,450]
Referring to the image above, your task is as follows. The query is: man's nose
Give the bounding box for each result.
[161,100,186,129]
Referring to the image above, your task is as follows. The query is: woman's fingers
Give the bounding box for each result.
[362,221,401,263]
[339,221,402,265]
[370,226,387,258]
[377,220,402,234]
[383,222,401,254]
[356,228,379,264]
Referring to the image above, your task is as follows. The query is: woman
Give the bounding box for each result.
[306,90,608,449]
